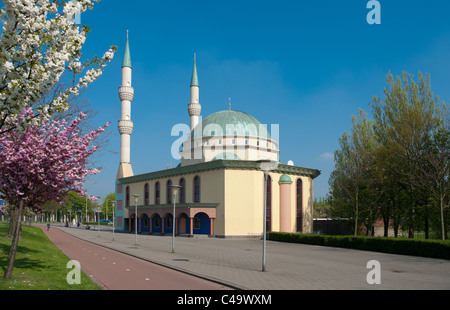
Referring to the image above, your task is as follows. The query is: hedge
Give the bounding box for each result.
[268,232,450,260]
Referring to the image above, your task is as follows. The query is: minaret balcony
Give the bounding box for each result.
[118,120,134,135]
[188,103,201,116]
[119,86,134,102]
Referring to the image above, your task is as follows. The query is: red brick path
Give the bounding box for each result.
[40,226,232,290]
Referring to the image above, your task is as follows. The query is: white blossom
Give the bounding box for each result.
[0,0,117,133]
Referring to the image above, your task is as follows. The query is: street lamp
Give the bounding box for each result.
[170,185,182,253]
[132,194,140,245]
[111,201,116,242]
[257,159,278,272]
[106,198,109,221]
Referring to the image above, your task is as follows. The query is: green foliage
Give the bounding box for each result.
[269,232,450,260]
[100,192,115,219]
[328,71,450,239]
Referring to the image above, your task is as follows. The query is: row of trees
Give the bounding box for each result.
[37,191,116,223]
[329,72,449,240]
[0,0,115,280]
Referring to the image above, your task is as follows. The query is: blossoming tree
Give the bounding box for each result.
[0,109,110,279]
[0,0,116,134]
[0,0,117,279]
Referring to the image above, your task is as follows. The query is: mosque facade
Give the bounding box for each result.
[114,35,320,238]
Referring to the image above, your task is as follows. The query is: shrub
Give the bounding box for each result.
[268,232,450,260]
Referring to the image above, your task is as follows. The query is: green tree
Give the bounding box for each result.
[370,71,447,238]
[101,192,115,221]
[63,191,95,223]
[329,109,380,235]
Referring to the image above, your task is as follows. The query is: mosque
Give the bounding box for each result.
[114,35,321,238]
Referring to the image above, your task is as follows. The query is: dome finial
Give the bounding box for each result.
[229,97,231,111]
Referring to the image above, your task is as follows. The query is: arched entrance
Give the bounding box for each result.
[178,213,189,235]
[129,213,137,232]
[164,213,174,234]
[193,212,210,235]
[140,214,150,233]
[152,214,162,233]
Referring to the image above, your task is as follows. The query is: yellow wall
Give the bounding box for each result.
[121,168,314,237]
[224,169,264,237]
[222,170,314,237]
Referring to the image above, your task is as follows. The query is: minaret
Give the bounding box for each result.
[188,54,201,131]
[117,31,134,179]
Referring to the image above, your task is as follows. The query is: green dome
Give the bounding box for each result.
[279,175,292,184]
[191,110,271,139]
[212,152,241,161]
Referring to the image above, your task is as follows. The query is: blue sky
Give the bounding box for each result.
[78,0,450,202]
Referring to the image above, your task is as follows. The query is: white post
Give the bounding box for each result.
[263,173,267,272]
[132,194,140,245]
[111,201,116,242]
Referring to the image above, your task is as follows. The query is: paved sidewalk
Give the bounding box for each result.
[49,224,450,290]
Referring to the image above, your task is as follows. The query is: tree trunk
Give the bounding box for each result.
[441,196,446,241]
[424,215,429,240]
[354,192,359,236]
[408,189,415,239]
[6,207,19,238]
[4,200,24,280]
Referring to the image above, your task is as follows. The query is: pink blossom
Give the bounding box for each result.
[0,111,109,212]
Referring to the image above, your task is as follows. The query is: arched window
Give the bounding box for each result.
[179,178,186,203]
[144,183,149,205]
[265,175,272,232]
[167,179,172,204]
[155,182,160,205]
[296,179,303,233]
[125,186,130,207]
[193,176,200,203]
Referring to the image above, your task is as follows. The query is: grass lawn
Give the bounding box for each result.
[0,222,101,290]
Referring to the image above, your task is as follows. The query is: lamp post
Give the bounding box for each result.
[111,201,116,242]
[132,194,140,245]
[170,185,182,253]
[257,159,278,272]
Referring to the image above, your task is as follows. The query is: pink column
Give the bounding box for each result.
[209,218,214,237]
[190,218,194,237]
[279,176,293,233]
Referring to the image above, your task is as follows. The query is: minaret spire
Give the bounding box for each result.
[117,31,134,179]
[188,53,201,131]
[122,30,132,69]
[191,53,199,87]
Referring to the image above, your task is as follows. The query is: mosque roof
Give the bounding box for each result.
[118,160,322,184]
[191,110,271,140]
